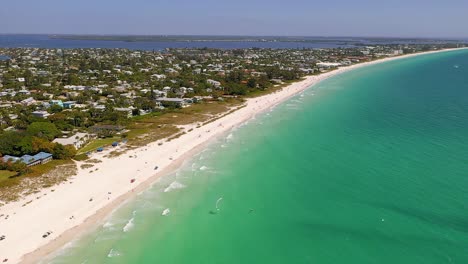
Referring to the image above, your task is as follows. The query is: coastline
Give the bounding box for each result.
[0,48,464,264]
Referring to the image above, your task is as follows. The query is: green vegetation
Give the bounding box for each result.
[0,170,17,184]
[0,160,76,203]
[77,137,118,155]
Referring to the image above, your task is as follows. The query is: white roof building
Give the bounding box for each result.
[53,133,91,149]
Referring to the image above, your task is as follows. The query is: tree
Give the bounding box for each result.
[32,137,55,153]
[52,143,76,159]
[0,131,25,156]
[49,104,63,113]
[17,136,33,154]
[26,122,60,141]
[0,159,28,174]
[247,78,257,88]
[9,160,28,174]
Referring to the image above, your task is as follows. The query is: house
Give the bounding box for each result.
[316,62,341,68]
[156,98,190,108]
[18,89,31,95]
[43,92,54,99]
[114,107,133,118]
[63,101,76,109]
[2,155,20,164]
[93,105,106,111]
[2,152,53,167]
[21,97,36,106]
[66,91,80,98]
[151,74,166,79]
[37,70,49,76]
[53,132,90,149]
[0,103,12,108]
[299,68,314,74]
[165,68,178,74]
[32,111,50,119]
[50,100,64,108]
[207,79,221,88]
[20,155,41,166]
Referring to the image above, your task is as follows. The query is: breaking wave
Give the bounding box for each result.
[162,208,170,216]
[107,248,121,258]
[164,181,186,193]
[123,211,136,232]
[122,218,134,232]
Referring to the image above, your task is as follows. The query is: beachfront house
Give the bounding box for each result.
[155,97,190,108]
[52,132,91,149]
[2,152,53,167]
[316,62,342,69]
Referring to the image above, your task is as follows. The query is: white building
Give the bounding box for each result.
[53,133,91,149]
[316,62,342,68]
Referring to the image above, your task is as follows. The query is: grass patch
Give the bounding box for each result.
[86,159,102,164]
[244,81,294,98]
[125,100,242,147]
[25,160,75,179]
[77,137,119,155]
[0,170,18,184]
[80,164,94,169]
[0,160,77,203]
[73,153,89,161]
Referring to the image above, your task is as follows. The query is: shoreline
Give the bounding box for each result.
[0,48,464,264]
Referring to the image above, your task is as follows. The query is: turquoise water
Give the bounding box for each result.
[49,50,468,264]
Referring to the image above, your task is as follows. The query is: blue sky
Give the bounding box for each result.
[1,0,467,38]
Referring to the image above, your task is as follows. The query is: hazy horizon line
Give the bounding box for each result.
[1,33,467,40]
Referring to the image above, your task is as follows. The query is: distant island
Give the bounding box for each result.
[48,35,466,45]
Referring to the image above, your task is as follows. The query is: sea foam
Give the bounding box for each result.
[122,211,136,232]
[102,221,114,229]
[122,218,134,232]
[107,248,121,258]
[162,208,170,216]
[164,181,186,193]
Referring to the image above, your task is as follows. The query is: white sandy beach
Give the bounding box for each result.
[0,48,463,263]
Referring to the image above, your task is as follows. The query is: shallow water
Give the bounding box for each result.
[48,50,468,263]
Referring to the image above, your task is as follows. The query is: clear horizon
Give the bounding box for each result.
[1,0,468,38]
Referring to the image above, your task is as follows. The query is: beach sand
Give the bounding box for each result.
[0,48,463,264]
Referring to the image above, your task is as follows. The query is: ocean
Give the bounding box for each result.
[47,49,468,263]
